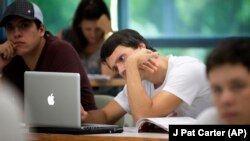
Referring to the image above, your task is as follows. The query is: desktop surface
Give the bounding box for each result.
[27,127,168,141]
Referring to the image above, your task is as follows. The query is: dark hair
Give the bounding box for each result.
[100,29,156,63]
[71,0,110,53]
[206,37,250,75]
[34,19,42,29]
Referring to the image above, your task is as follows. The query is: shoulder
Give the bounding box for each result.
[44,35,80,61]
[169,55,204,67]
[167,55,206,78]
[168,55,206,78]
[196,107,222,124]
[46,35,75,52]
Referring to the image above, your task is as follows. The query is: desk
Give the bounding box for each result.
[90,78,126,87]
[27,127,168,141]
[28,132,168,141]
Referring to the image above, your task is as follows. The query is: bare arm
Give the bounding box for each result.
[0,41,16,72]
[81,100,126,124]
[97,14,113,40]
[97,14,113,35]
[125,48,182,122]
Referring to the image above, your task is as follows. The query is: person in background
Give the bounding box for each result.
[80,29,212,124]
[196,37,250,124]
[57,0,121,96]
[0,0,96,111]
[0,80,25,141]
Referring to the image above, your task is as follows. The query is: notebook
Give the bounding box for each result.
[24,71,123,134]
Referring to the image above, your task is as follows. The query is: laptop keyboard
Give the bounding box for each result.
[29,124,123,134]
[80,124,123,133]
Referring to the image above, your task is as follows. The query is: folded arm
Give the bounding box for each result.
[125,48,183,122]
[81,99,126,124]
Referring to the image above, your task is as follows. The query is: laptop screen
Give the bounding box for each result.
[24,71,81,128]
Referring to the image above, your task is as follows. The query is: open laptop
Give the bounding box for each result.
[24,71,123,134]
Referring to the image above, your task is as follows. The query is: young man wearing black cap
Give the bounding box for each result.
[0,0,97,112]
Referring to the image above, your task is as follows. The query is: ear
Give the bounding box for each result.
[138,42,146,49]
[39,24,46,37]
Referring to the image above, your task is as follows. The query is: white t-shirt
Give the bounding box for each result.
[195,107,222,124]
[114,55,212,118]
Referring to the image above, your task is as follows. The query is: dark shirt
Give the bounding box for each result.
[3,32,97,111]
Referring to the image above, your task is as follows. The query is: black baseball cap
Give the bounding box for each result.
[0,0,43,27]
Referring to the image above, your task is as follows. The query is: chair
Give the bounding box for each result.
[94,94,125,127]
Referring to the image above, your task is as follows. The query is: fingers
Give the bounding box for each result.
[6,42,15,59]
[0,41,16,60]
[137,49,159,72]
[127,48,160,73]
[139,58,158,73]
[80,105,88,123]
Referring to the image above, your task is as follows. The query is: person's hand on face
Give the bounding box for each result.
[126,48,159,73]
[0,40,16,71]
[96,14,112,34]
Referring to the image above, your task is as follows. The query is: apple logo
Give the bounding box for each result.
[47,93,55,106]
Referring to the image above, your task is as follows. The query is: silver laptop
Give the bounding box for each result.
[24,71,123,134]
[24,71,81,128]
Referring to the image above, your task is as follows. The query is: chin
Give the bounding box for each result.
[222,118,242,124]
[15,50,27,56]
[89,39,97,44]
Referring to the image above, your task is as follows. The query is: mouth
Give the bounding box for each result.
[222,112,238,122]
[89,37,97,42]
[14,41,25,46]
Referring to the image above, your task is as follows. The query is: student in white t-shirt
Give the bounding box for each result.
[80,29,212,124]
[197,37,250,124]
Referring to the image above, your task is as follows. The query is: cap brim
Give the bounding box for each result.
[0,14,36,27]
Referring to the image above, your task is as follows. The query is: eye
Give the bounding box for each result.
[118,55,126,63]
[111,55,126,73]
[230,82,246,93]
[19,22,31,29]
[211,86,222,96]
[5,25,14,32]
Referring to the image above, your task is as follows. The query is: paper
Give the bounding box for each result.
[136,117,197,133]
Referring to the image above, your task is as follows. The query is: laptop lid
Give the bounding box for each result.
[24,71,81,128]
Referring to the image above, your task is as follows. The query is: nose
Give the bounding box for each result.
[89,29,96,37]
[13,27,21,39]
[117,63,126,77]
[220,89,234,106]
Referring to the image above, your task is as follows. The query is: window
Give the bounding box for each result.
[2,0,249,61]
[32,0,81,35]
[118,0,250,61]
[32,0,112,35]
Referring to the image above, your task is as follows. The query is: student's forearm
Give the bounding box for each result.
[0,41,15,72]
[126,60,153,121]
[83,109,110,124]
